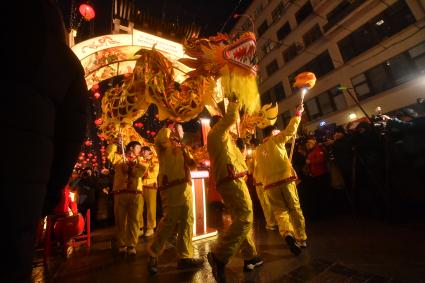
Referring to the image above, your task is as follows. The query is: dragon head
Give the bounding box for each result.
[179,32,260,114]
[240,103,279,139]
[179,32,257,77]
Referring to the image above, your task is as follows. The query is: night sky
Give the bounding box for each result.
[58,0,253,39]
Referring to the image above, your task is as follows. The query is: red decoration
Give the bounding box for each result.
[150,131,156,136]
[85,140,92,146]
[91,84,99,91]
[134,122,143,128]
[94,92,101,99]
[88,153,93,157]
[94,118,102,126]
[79,3,96,21]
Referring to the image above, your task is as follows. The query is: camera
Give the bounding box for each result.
[371,114,387,132]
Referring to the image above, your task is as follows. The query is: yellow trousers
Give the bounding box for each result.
[114,193,143,247]
[138,187,157,230]
[265,181,307,241]
[255,185,277,228]
[147,183,193,259]
[214,178,257,264]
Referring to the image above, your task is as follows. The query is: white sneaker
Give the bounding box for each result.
[265,225,277,231]
[145,229,154,238]
[118,246,127,254]
[127,246,136,256]
[138,229,144,237]
[298,240,307,248]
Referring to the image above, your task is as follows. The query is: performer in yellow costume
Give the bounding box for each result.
[107,140,148,256]
[207,97,263,283]
[147,126,204,274]
[256,104,307,256]
[247,140,277,231]
[138,146,159,238]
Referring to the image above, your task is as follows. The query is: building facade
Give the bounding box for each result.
[231,0,425,132]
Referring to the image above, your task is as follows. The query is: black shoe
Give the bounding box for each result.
[177,258,204,269]
[285,234,301,256]
[243,256,264,272]
[207,252,227,283]
[148,256,158,274]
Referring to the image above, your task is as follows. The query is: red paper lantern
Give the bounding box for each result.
[84,140,92,147]
[134,122,143,128]
[88,153,93,157]
[94,118,102,126]
[79,3,96,21]
[150,131,156,136]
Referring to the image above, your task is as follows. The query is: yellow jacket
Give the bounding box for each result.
[143,157,159,188]
[155,127,196,206]
[155,128,196,189]
[249,149,263,186]
[107,144,148,191]
[207,102,248,186]
[256,116,301,187]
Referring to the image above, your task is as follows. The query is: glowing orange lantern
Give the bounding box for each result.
[293,72,316,90]
[79,3,96,21]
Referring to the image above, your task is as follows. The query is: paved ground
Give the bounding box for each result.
[32,210,425,283]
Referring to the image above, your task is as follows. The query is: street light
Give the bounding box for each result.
[348,113,357,121]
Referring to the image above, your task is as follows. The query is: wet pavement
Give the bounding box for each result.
[33,213,425,283]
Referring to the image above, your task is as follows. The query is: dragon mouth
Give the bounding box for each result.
[223,38,257,74]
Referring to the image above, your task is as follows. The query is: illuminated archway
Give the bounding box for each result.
[71,30,191,89]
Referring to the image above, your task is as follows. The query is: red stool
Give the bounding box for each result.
[43,209,91,266]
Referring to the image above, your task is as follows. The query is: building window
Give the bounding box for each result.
[305,86,346,121]
[288,50,334,88]
[261,40,276,57]
[261,91,273,105]
[408,41,425,73]
[272,82,286,102]
[257,20,269,37]
[305,99,321,120]
[272,2,285,23]
[351,41,425,101]
[282,43,298,63]
[276,22,291,41]
[302,24,322,47]
[323,0,366,32]
[295,1,313,25]
[266,60,279,76]
[338,0,415,62]
[280,111,291,128]
[261,82,286,105]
